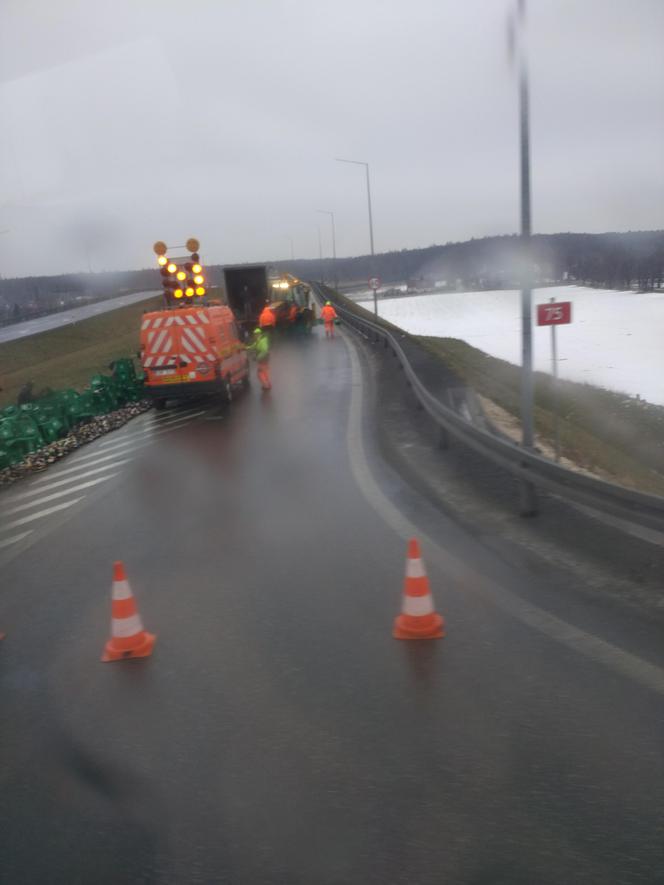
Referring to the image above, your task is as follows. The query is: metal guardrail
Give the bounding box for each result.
[311,282,664,534]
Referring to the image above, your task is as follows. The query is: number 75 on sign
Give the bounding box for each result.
[536,301,572,326]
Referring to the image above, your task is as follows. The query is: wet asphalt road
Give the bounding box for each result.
[0,290,159,344]
[1,329,664,884]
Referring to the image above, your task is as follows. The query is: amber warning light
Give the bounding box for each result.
[153,239,206,303]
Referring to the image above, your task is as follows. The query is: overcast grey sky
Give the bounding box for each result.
[0,0,661,277]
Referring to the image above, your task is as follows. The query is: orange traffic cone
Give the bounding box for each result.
[393,538,445,640]
[101,561,156,662]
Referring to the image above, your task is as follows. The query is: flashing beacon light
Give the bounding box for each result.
[156,237,206,303]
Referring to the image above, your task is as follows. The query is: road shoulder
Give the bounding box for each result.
[345,327,664,630]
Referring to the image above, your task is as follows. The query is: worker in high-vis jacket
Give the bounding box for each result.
[320,301,338,339]
[246,327,272,390]
[258,301,276,332]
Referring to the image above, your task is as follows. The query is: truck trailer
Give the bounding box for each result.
[223,264,272,332]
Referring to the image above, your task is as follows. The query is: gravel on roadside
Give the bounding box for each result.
[0,400,152,488]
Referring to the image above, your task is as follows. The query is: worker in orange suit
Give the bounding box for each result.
[258,301,276,332]
[245,327,272,390]
[320,301,338,339]
[288,300,298,324]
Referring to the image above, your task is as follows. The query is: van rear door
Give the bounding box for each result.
[142,310,216,381]
[141,313,179,375]
[170,311,216,378]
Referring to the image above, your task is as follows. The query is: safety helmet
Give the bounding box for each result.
[253,327,262,335]
[325,301,331,306]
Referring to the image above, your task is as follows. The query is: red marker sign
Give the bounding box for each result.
[537,301,571,326]
[369,277,381,290]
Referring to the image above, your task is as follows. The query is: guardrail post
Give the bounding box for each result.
[437,426,450,450]
[328,289,664,532]
[519,476,538,517]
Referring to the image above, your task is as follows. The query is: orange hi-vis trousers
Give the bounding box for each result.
[324,320,335,338]
[257,359,272,390]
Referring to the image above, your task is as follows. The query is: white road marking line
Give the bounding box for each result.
[35,412,201,475]
[149,406,203,423]
[0,498,84,533]
[148,408,208,426]
[0,530,32,550]
[21,409,204,487]
[94,420,193,452]
[3,475,118,517]
[56,434,154,464]
[8,460,133,501]
[99,410,205,446]
[29,450,139,484]
[343,332,664,698]
[573,502,664,549]
[99,412,205,445]
[98,430,154,449]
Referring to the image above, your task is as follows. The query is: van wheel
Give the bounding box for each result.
[153,398,166,411]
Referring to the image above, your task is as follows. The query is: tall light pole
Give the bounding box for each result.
[0,229,11,281]
[317,225,324,284]
[336,157,376,313]
[513,0,537,515]
[316,210,337,289]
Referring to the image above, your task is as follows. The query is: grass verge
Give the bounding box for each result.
[420,336,664,495]
[321,286,664,496]
[0,296,161,408]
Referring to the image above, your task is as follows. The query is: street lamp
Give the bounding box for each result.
[317,225,324,284]
[0,230,11,281]
[316,210,337,290]
[512,0,537,515]
[336,157,377,313]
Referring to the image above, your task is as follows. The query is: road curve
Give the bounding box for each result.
[0,290,159,344]
[1,327,663,884]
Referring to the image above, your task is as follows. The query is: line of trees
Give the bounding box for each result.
[1,231,662,327]
[277,231,664,292]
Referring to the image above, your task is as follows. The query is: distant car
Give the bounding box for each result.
[140,303,249,409]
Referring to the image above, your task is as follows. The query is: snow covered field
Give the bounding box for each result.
[375,285,664,406]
